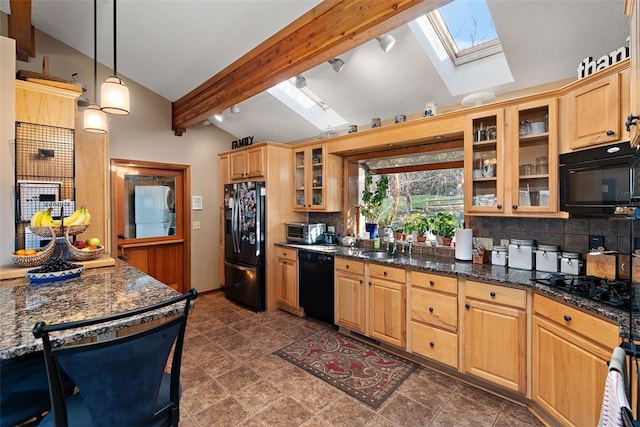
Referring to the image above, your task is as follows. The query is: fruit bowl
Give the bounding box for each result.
[12,236,55,268]
[28,224,90,237]
[27,266,84,284]
[64,229,104,261]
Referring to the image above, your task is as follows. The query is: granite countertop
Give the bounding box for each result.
[277,242,638,340]
[0,259,182,360]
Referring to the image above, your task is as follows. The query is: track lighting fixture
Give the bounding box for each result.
[377,34,396,53]
[328,58,345,74]
[295,75,307,88]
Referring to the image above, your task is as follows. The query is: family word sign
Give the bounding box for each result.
[231,135,255,149]
[577,37,630,80]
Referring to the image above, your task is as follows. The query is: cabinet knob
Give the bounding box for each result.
[512,204,518,210]
[465,303,470,310]
[346,264,350,269]
[383,271,388,276]
[606,130,615,136]
[429,307,434,312]
[368,281,372,286]
[429,280,435,286]
[429,342,435,348]
[490,291,496,298]
[563,314,572,322]
[496,204,502,210]
[359,279,363,285]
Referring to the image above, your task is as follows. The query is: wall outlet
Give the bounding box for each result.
[192,221,201,230]
[475,237,494,250]
[500,239,510,246]
[97,330,115,342]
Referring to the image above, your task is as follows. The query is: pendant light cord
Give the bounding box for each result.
[93,0,97,103]
[113,0,117,76]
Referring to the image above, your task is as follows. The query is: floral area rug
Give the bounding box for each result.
[274,328,418,408]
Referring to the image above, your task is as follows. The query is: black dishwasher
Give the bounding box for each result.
[298,250,335,325]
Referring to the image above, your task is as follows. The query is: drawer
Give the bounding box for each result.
[411,287,457,331]
[276,247,297,262]
[465,280,526,309]
[411,321,458,368]
[412,271,457,295]
[335,257,364,275]
[533,294,619,349]
[368,263,405,283]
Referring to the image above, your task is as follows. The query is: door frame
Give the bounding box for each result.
[110,159,191,291]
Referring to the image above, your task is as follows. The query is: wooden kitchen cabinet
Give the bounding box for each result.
[628,0,640,148]
[293,143,342,211]
[368,263,406,348]
[410,271,458,368]
[275,247,301,315]
[334,257,367,333]
[532,294,619,426]
[464,108,505,215]
[462,280,527,394]
[508,98,558,214]
[465,99,560,216]
[229,145,265,181]
[121,242,184,292]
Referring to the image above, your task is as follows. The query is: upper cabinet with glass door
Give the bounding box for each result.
[464,109,504,214]
[294,144,342,212]
[509,99,558,214]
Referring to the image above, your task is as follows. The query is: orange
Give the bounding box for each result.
[25,249,37,256]
[15,249,26,256]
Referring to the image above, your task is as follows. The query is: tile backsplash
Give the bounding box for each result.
[467,216,640,255]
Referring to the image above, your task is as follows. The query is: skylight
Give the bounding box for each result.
[428,0,501,66]
[267,78,347,131]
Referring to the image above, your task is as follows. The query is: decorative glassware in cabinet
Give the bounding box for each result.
[471,116,498,208]
[295,150,306,207]
[517,105,550,208]
[311,147,323,207]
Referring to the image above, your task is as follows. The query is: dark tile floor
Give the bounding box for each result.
[178,291,545,427]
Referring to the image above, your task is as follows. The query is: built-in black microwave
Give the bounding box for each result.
[559,141,639,216]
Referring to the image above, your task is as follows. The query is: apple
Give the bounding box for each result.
[86,237,101,247]
[74,240,86,249]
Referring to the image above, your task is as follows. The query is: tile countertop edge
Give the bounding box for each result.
[276,242,635,341]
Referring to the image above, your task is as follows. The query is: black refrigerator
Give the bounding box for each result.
[224,181,266,311]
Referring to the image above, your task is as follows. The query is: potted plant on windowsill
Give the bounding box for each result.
[405,213,430,243]
[360,172,389,238]
[431,211,459,246]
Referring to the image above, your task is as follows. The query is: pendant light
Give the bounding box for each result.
[84,0,108,134]
[101,0,130,115]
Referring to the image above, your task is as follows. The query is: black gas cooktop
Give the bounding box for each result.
[535,273,639,312]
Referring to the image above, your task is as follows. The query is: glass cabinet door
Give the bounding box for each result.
[294,149,306,209]
[511,99,558,213]
[309,145,325,209]
[465,109,504,214]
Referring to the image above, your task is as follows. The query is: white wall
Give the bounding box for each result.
[3,28,233,292]
[0,36,16,266]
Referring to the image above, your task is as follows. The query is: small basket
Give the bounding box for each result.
[12,230,56,267]
[65,228,104,261]
[29,224,90,237]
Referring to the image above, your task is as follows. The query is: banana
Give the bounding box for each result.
[52,219,62,227]
[30,211,43,227]
[39,209,53,226]
[62,208,83,226]
[82,207,91,224]
[71,210,86,226]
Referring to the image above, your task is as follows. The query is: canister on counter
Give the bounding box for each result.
[560,252,582,275]
[491,245,508,266]
[536,244,559,273]
[508,239,536,270]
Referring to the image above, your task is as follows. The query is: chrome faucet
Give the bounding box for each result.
[384,226,397,255]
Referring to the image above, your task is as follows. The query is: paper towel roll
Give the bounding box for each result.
[455,229,473,261]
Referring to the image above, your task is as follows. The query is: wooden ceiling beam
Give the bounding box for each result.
[8,0,35,62]
[171,0,449,136]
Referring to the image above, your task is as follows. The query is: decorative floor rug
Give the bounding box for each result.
[274,328,418,408]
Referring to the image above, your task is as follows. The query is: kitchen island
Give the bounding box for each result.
[0,259,183,360]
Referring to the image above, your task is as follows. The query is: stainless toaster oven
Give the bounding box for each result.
[285,223,326,244]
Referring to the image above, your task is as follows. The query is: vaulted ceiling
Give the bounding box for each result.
[2,0,631,144]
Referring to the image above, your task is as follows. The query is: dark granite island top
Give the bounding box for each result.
[0,259,182,360]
